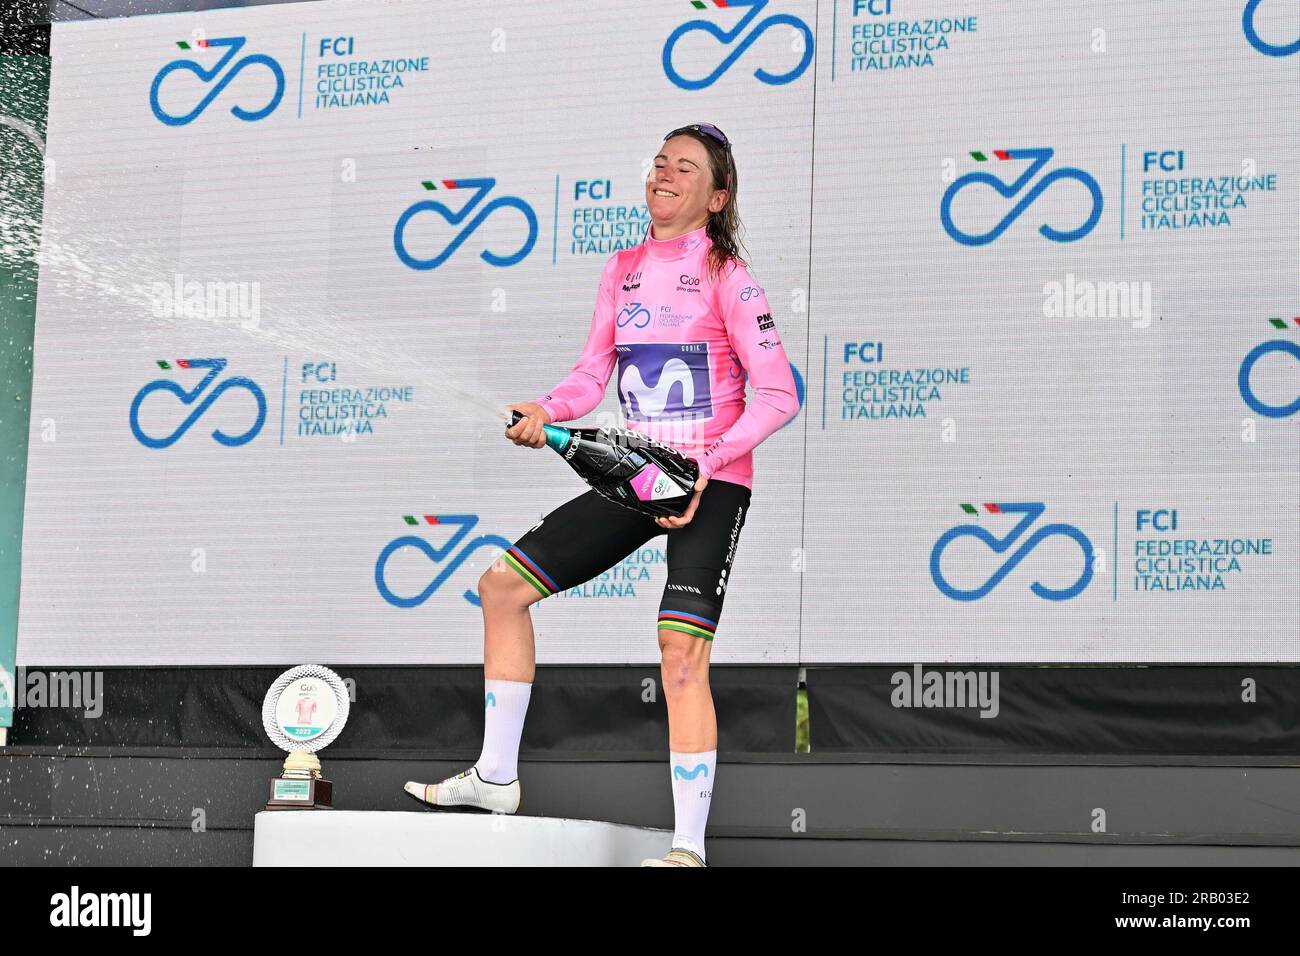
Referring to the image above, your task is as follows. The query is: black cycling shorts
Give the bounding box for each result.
[500,479,752,641]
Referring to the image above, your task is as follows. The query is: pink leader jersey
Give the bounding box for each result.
[534,223,799,491]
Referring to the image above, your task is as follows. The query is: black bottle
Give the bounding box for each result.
[508,410,699,518]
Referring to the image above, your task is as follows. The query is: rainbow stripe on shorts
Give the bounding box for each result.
[658,610,718,641]
[502,545,560,598]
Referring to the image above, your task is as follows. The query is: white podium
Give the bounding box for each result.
[253,810,672,867]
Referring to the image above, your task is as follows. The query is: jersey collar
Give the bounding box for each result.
[643,223,710,261]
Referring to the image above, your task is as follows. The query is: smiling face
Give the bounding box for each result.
[647,135,729,239]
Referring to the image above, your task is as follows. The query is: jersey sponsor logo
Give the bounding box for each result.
[739,285,764,301]
[756,312,775,331]
[717,504,745,595]
[656,306,692,328]
[616,302,652,329]
[622,270,642,292]
[616,342,714,422]
[677,273,702,294]
[668,583,703,594]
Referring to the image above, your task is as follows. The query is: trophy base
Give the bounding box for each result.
[266,776,334,810]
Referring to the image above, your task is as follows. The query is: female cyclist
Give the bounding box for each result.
[404,123,799,867]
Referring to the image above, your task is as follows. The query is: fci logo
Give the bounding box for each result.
[930,502,1094,602]
[662,0,813,90]
[394,177,538,270]
[129,357,266,448]
[1239,319,1300,418]
[375,514,512,608]
[1243,0,1300,56]
[941,148,1103,246]
[149,36,285,126]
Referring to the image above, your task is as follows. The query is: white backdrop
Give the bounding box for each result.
[17,0,1298,664]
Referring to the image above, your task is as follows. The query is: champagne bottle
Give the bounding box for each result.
[508,410,699,518]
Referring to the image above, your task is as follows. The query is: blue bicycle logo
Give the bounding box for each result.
[129,357,267,449]
[375,514,513,608]
[1243,0,1300,56]
[930,502,1094,602]
[394,177,538,270]
[1239,338,1300,418]
[149,36,284,127]
[941,148,1103,247]
[663,0,813,91]
[617,303,652,329]
[739,285,764,301]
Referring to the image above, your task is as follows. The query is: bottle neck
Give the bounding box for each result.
[543,423,571,454]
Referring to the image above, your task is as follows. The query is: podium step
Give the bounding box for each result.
[4,749,1299,865]
[253,810,673,867]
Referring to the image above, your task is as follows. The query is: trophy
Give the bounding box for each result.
[262,664,349,810]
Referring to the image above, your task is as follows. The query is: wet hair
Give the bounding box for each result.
[662,128,750,279]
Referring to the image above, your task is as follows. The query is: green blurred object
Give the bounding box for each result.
[0,54,48,734]
[795,685,809,753]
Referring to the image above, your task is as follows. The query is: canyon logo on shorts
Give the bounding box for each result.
[616,342,713,422]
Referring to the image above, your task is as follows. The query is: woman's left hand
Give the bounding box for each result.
[656,477,708,530]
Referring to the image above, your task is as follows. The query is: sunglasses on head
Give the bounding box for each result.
[664,123,734,190]
[665,123,731,150]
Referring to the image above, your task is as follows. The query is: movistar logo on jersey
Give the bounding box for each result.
[616,343,714,422]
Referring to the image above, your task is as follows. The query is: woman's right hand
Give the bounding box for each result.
[504,402,553,448]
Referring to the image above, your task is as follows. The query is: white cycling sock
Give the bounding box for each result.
[474,678,532,784]
[669,749,716,861]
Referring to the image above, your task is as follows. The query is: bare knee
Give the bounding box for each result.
[659,630,710,696]
[479,558,541,609]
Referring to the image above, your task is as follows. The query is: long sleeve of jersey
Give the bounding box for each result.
[695,260,800,481]
[533,256,619,423]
